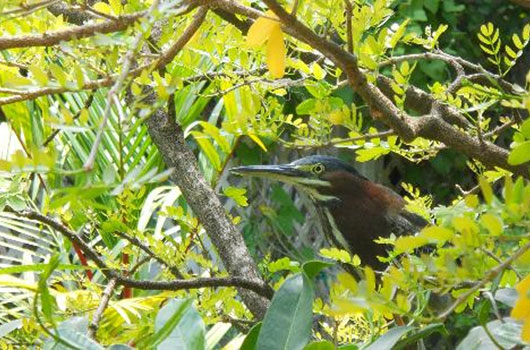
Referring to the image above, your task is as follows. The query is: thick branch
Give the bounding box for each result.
[138,7,270,318]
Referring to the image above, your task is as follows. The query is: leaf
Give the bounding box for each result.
[191,131,222,171]
[480,213,503,236]
[394,236,428,253]
[296,99,317,115]
[200,121,231,154]
[223,186,249,207]
[521,118,530,139]
[457,318,528,350]
[301,260,333,280]
[44,328,104,350]
[267,25,286,79]
[364,326,414,350]
[49,63,68,87]
[304,341,335,350]
[29,64,49,86]
[39,254,61,322]
[256,274,313,350]
[241,323,261,350]
[248,134,268,152]
[420,226,454,244]
[508,141,530,165]
[247,11,278,48]
[479,177,494,204]
[151,298,205,350]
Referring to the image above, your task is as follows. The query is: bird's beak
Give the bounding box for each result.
[230,164,307,183]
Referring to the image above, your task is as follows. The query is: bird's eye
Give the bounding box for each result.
[312,164,325,175]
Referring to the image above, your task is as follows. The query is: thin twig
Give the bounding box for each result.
[6,207,274,299]
[87,278,117,339]
[83,0,162,171]
[435,241,530,321]
[344,0,353,54]
[42,93,95,147]
[115,231,185,279]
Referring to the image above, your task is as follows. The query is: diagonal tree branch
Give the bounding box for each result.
[208,0,530,178]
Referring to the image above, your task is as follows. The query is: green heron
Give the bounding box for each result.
[230,155,428,270]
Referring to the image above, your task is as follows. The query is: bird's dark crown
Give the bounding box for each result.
[290,155,365,180]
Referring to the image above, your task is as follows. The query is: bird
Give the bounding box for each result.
[230,155,429,271]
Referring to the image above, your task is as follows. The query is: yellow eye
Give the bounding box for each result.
[312,163,325,175]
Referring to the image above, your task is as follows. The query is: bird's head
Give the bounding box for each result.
[230,155,366,203]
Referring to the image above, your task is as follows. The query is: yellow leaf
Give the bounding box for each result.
[248,134,267,152]
[266,25,286,79]
[480,213,503,236]
[92,2,112,15]
[365,266,376,294]
[479,176,494,204]
[511,274,530,320]
[394,235,428,253]
[246,11,278,48]
[420,226,453,244]
[523,317,530,342]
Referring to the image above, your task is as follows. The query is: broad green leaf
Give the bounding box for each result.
[364,326,414,350]
[456,318,527,350]
[301,260,333,280]
[241,323,262,350]
[256,274,313,350]
[304,340,335,350]
[147,298,205,350]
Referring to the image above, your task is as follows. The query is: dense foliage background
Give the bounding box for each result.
[1,0,530,349]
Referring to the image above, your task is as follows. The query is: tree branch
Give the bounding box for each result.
[88,278,117,339]
[0,11,145,50]
[5,207,274,299]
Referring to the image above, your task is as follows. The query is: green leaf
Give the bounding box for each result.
[480,213,503,236]
[364,326,415,350]
[39,254,61,322]
[456,318,526,350]
[479,177,494,204]
[256,274,313,350]
[148,298,205,350]
[304,340,335,350]
[241,323,262,350]
[191,131,222,171]
[44,328,104,350]
[49,63,68,87]
[508,141,530,165]
[520,118,530,139]
[223,186,249,207]
[301,260,333,280]
[296,99,317,115]
[393,324,447,349]
[513,34,524,50]
[200,121,231,154]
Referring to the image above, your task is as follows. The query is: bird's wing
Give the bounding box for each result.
[388,210,429,236]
